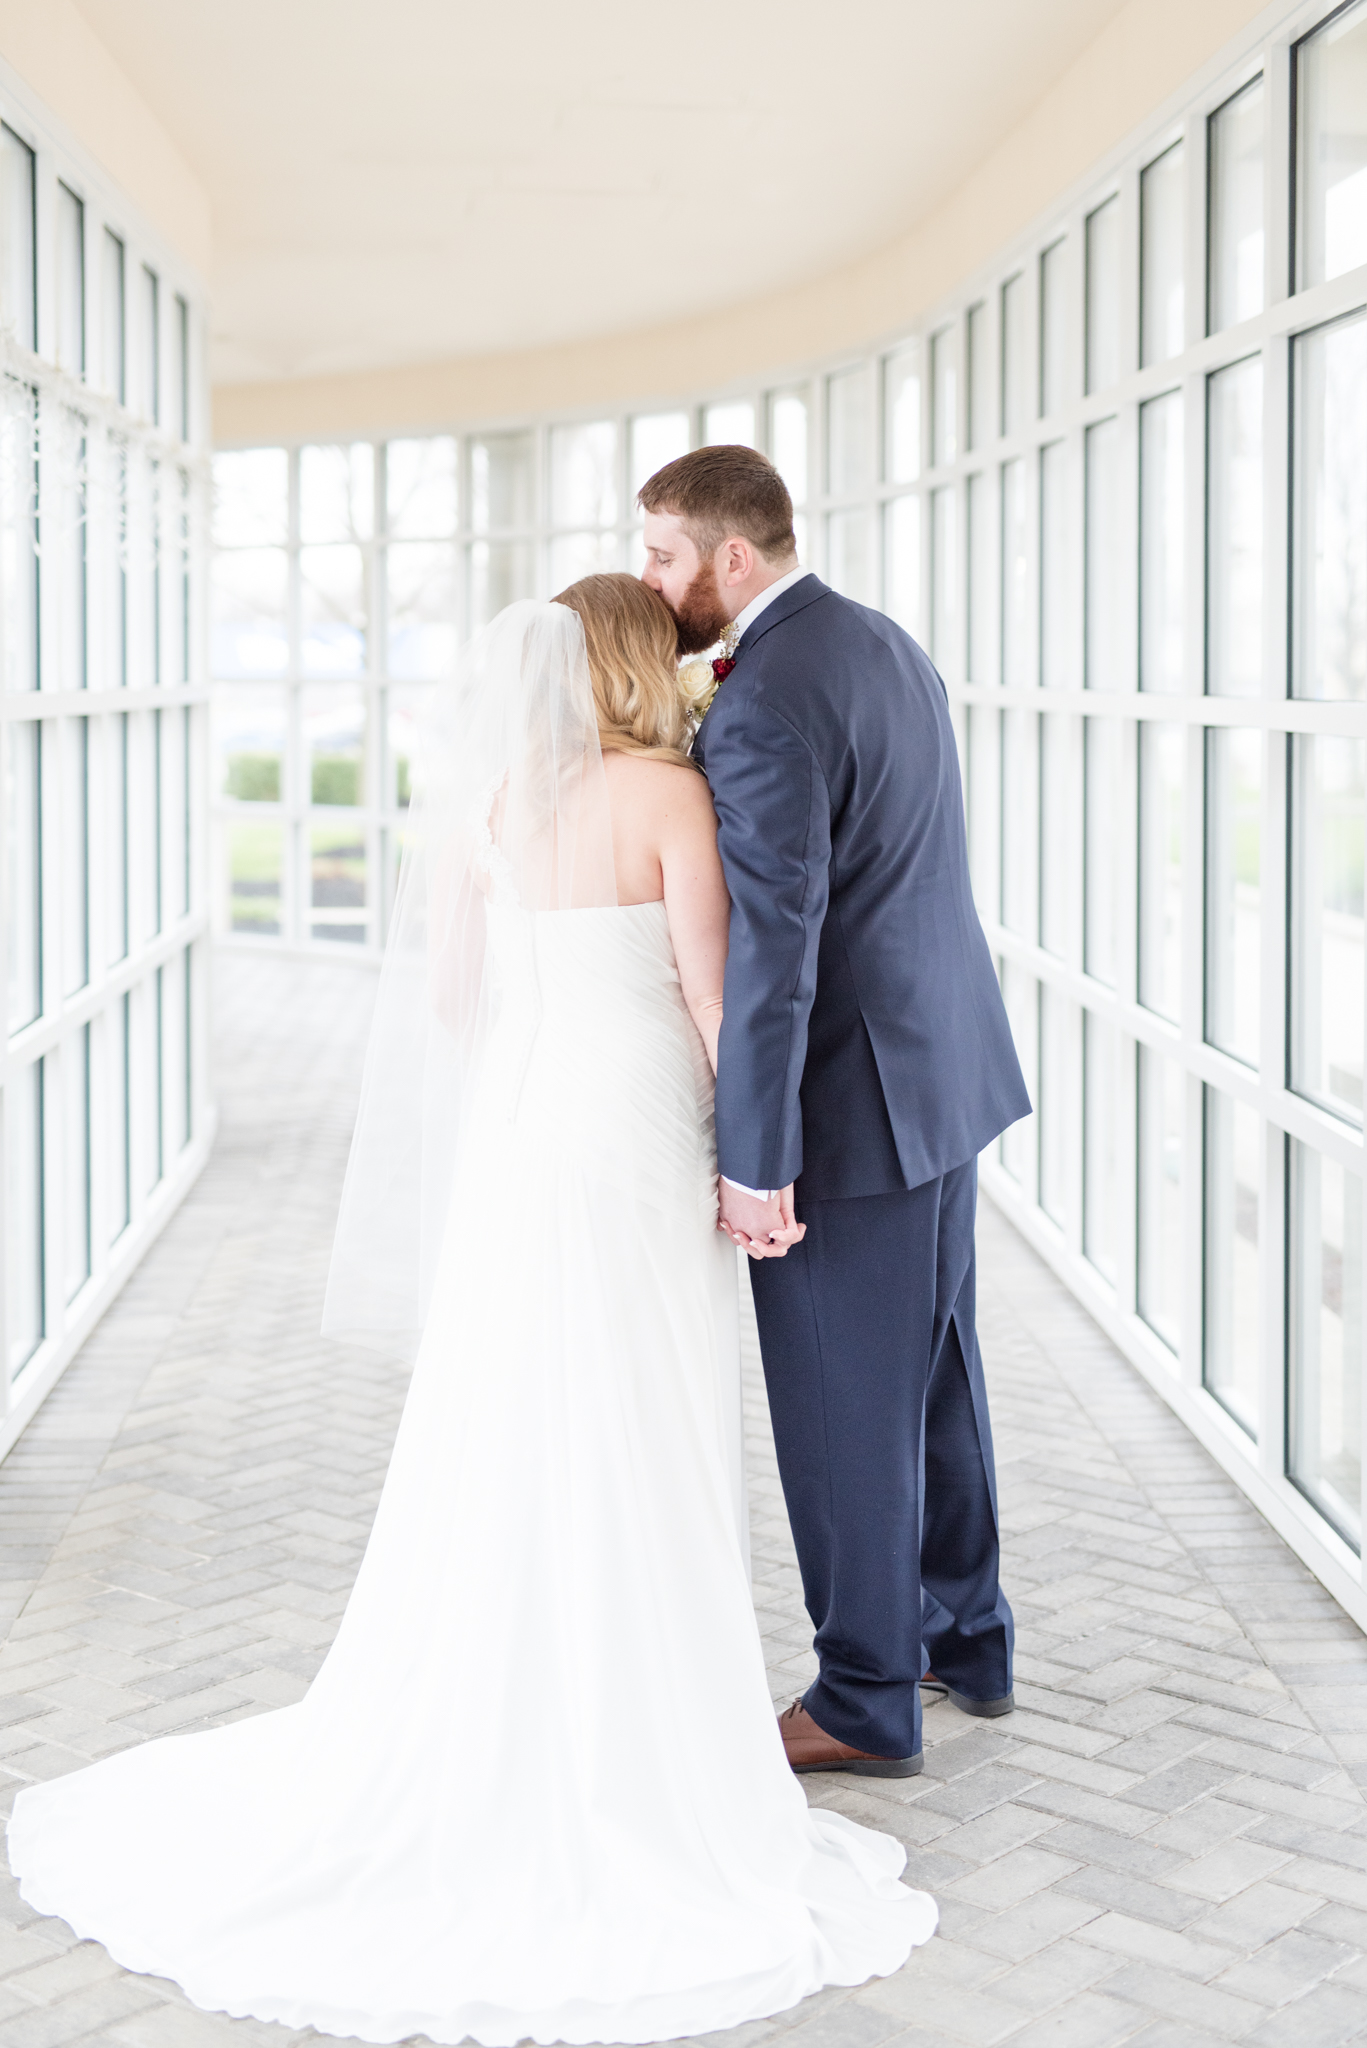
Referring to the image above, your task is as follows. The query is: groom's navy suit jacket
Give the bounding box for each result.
[693,574,1029,1201]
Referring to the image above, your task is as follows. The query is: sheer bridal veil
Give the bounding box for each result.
[321,601,617,1355]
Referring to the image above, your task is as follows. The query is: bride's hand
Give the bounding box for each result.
[718,1182,805,1259]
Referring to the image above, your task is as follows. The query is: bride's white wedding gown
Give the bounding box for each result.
[8,897,936,2046]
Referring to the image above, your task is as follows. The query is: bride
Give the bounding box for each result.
[8,575,936,2046]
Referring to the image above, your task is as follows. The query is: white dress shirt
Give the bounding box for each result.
[716,566,808,1204]
[728,566,808,643]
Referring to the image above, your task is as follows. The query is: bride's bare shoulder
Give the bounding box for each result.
[603,751,714,817]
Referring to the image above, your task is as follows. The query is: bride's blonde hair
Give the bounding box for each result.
[553,573,696,769]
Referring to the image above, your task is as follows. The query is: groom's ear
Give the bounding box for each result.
[717,536,755,588]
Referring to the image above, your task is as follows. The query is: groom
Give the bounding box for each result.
[642,446,1029,1776]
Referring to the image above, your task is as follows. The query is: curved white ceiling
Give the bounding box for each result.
[75,0,1131,385]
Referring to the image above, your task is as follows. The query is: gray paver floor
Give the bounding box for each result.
[2,949,1367,2048]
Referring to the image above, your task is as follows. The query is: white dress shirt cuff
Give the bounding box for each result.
[721,1175,775,1202]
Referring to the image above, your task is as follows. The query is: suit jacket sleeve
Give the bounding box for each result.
[704,693,832,1190]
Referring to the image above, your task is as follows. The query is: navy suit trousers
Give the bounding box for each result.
[748,1162,1013,1760]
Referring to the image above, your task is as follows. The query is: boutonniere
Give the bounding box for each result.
[678,623,741,723]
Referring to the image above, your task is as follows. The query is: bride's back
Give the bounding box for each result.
[602,750,709,905]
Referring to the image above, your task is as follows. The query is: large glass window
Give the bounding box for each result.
[1038,984,1072,1228]
[311,823,366,945]
[174,295,189,442]
[1084,716,1125,985]
[138,264,158,425]
[883,347,921,484]
[106,714,128,965]
[1138,1045,1183,1350]
[1001,460,1029,688]
[1296,0,1367,289]
[1000,964,1037,1188]
[1141,142,1185,365]
[4,719,40,1031]
[931,328,957,468]
[301,542,365,676]
[300,442,372,676]
[702,401,753,447]
[2,89,206,1451]
[631,412,689,500]
[826,509,873,604]
[1085,418,1122,690]
[1139,722,1184,1020]
[228,821,282,937]
[824,363,870,502]
[1085,197,1121,394]
[388,436,458,537]
[827,371,874,601]
[62,718,89,996]
[1084,1010,1124,1285]
[63,1026,91,1304]
[0,124,36,350]
[212,449,288,680]
[930,485,957,674]
[1207,357,1264,696]
[214,682,279,814]
[1291,735,1365,1124]
[1039,240,1067,419]
[5,1060,43,1379]
[766,394,806,505]
[55,183,84,377]
[1289,1142,1363,1549]
[108,994,130,1244]
[1293,313,1367,703]
[1208,78,1265,331]
[1205,729,1262,1067]
[305,686,365,810]
[1204,1089,1261,1435]
[471,539,535,630]
[1039,440,1070,688]
[1140,391,1184,692]
[388,541,457,682]
[1001,710,1036,937]
[1,384,38,693]
[1001,274,1028,438]
[884,494,920,634]
[1039,712,1072,956]
[471,431,535,534]
[550,421,617,530]
[101,229,125,401]
[966,303,989,452]
[967,473,995,685]
[967,708,1000,923]
[828,369,874,602]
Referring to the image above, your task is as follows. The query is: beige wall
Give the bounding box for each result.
[0,0,211,277]
[213,0,1276,446]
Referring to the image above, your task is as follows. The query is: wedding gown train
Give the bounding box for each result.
[9,899,936,2045]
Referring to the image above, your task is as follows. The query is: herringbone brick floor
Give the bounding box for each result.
[2,950,1367,2047]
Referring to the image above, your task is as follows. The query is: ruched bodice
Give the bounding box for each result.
[476,901,717,1218]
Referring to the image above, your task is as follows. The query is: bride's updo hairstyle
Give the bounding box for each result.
[553,573,696,769]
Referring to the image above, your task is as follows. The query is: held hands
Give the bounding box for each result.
[717,1182,806,1260]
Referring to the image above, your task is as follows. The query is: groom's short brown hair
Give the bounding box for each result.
[638,445,796,564]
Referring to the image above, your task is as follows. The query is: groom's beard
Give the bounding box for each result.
[667,558,733,656]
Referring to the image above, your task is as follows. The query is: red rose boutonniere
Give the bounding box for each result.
[678,624,743,728]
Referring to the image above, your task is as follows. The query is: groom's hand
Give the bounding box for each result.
[718,1182,806,1259]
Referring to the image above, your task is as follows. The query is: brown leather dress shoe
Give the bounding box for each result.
[778,1699,922,1778]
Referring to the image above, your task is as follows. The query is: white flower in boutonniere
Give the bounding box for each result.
[678,656,721,723]
[679,622,741,727]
